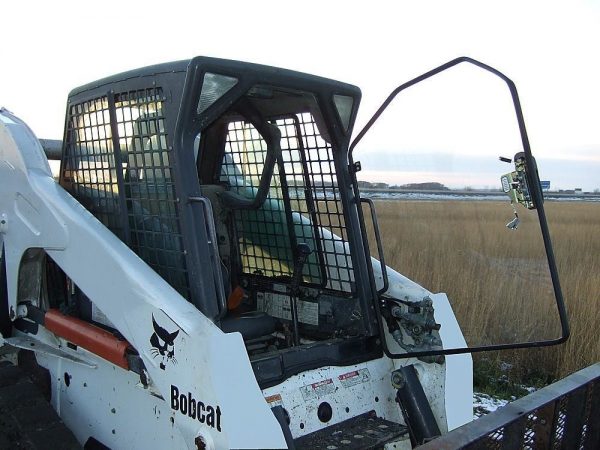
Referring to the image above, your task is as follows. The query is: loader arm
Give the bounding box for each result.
[0,108,287,449]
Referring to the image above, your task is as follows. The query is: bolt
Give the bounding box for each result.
[195,436,207,450]
[391,371,405,389]
[412,325,423,335]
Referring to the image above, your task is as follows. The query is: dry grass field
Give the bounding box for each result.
[368,199,600,382]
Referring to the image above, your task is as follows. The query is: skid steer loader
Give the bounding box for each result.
[0,56,572,449]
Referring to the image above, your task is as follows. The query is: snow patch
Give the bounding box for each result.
[473,392,509,419]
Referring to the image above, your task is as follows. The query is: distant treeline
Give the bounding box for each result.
[358,181,449,191]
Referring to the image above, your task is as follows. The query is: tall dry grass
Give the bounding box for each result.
[367,200,600,381]
[546,203,600,377]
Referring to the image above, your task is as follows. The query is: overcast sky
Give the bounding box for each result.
[2,0,599,190]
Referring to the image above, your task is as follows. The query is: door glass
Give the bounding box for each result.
[353,62,564,353]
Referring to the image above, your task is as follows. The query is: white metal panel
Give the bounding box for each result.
[0,110,68,321]
[262,358,404,439]
[0,109,288,449]
[430,293,473,430]
[376,264,473,432]
[37,350,189,449]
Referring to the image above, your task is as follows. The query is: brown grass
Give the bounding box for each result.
[367,200,600,380]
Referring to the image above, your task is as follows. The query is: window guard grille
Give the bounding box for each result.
[61,89,191,299]
[220,113,354,293]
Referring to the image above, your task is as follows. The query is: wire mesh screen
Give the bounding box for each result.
[296,113,354,291]
[220,120,292,278]
[61,89,191,300]
[220,113,354,292]
[61,96,125,240]
[551,396,568,449]
[115,89,190,299]
[580,379,599,449]
[419,372,600,450]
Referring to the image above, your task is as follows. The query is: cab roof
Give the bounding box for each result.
[69,56,360,99]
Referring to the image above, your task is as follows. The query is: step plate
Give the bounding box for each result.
[295,411,408,450]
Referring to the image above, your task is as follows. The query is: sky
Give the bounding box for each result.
[1,0,599,191]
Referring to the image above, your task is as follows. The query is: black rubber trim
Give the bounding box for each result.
[253,336,382,389]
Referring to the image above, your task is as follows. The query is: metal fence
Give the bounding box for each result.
[417,363,600,449]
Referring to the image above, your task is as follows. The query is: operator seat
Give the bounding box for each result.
[196,108,281,341]
[220,311,276,341]
[197,185,277,341]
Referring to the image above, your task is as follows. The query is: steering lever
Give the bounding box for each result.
[289,243,312,346]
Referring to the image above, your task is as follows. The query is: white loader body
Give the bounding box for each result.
[0,106,471,449]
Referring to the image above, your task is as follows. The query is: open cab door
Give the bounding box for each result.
[349,57,569,359]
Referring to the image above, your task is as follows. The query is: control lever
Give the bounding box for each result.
[289,243,312,346]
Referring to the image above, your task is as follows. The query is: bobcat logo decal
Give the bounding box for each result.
[150,315,179,370]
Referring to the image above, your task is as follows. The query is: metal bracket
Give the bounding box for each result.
[350,161,362,173]
[1,335,97,368]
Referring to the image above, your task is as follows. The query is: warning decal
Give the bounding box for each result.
[300,378,335,401]
[257,292,319,326]
[265,394,283,408]
[338,368,371,388]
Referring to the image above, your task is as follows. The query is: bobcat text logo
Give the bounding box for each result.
[171,385,222,432]
[150,315,179,370]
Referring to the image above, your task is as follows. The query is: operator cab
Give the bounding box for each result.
[59,57,382,386]
[187,65,383,380]
[198,84,361,345]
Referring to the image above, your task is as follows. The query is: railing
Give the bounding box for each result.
[417,363,600,449]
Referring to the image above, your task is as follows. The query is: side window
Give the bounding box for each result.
[220,120,299,280]
[61,97,124,239]
[61,90,191,300]
[114,90,190,299]
[279,113,354,293]
[219,113,355,293]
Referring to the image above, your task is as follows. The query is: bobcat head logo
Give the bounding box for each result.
[150,315,179,370]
